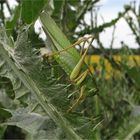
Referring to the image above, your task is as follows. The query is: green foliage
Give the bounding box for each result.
[6,6,21,36]
[116,115,140,140]
[127,67,140,88]
[51,0,99,39]
[21,0,48,24]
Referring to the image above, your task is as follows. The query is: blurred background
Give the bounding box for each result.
[2,0,140,48]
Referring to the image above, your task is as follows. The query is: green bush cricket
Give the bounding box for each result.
[43,35,95,112]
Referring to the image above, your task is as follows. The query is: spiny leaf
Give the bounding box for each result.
[13,27,70,110]
[0,29,30,100]
[0,28,81,139]
[0,89,15,109]
[2,108,60,139]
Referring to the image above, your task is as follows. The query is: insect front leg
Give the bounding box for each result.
[68,36,95,112]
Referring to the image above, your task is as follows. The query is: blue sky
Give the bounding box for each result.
[99,0,133,17]
[102,0,131,7]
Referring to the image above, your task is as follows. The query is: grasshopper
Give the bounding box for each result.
[68,36,95,112]
[44,35,95,112]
